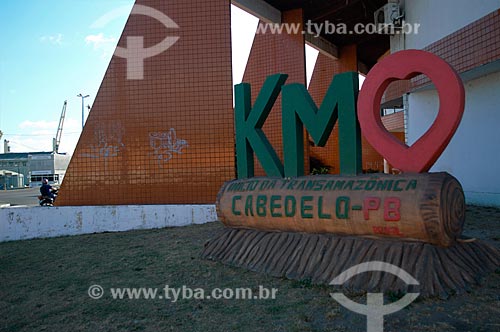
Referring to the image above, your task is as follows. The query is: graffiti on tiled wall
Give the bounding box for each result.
[80,122,125,159]
[149,128,188,167]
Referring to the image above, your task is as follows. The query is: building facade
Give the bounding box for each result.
[0,152,70,188]
[399,0,500,206]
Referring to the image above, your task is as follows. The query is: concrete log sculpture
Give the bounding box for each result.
[216,172,465,247]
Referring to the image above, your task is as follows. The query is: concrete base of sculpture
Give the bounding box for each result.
[202,227,499,298]
[0,204,217,242]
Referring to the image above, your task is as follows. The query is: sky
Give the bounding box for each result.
[0,1,321,155]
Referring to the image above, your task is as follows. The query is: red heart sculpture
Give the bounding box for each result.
[357,50,465,173]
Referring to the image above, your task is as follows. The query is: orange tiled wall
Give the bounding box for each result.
[242,9,307,176]
[382,80,410,104]
[382,111,404,132]
[362,112,405,172]
[57,0,234,205]
[363,131,405,173]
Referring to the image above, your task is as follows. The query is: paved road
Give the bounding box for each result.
[0,188,41,206]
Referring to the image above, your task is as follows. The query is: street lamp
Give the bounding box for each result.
[77,93,90,129]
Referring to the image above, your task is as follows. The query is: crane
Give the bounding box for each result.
[53,100,67,154]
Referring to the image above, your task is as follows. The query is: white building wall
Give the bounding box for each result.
[403,0,500,49]
[408,71,500,206]
[402,0,500,206]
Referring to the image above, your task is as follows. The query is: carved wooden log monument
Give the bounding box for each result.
[217,173,465,247]
[202,50,500,297]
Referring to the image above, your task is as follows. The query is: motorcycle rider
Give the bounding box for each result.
[40,178,56,199]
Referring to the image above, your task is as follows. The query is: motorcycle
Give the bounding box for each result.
[38,189,58,206]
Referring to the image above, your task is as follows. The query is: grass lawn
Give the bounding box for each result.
[1,205,499,332]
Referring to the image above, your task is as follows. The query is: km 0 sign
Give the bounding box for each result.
[234,50,465,178]
[205,49,497,302]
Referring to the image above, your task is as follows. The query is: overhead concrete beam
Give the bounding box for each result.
[358,61,369,75]
[232,0,281,23]
[232,0,341,61]
[305,34,339,59]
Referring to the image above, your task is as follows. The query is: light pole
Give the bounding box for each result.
[14,163,20,188]
[77,93,90,130]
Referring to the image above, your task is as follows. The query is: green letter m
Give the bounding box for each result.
[282,72,361,177]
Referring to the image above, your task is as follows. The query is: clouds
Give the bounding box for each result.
[84,33,117,58]
[19,120,58,130]
[84,33,117,49]
[38,31,118,58]
[18,120,58,139]
[38,31,118,59]
[9,118,81,154]
[39,33,63,45]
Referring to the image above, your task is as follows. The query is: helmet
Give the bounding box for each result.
[42,178,48,184]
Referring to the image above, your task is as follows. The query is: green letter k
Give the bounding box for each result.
[234,74,288,178]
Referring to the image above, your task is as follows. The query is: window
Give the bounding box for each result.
[381,107,404,116]
[30,174,59,184]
